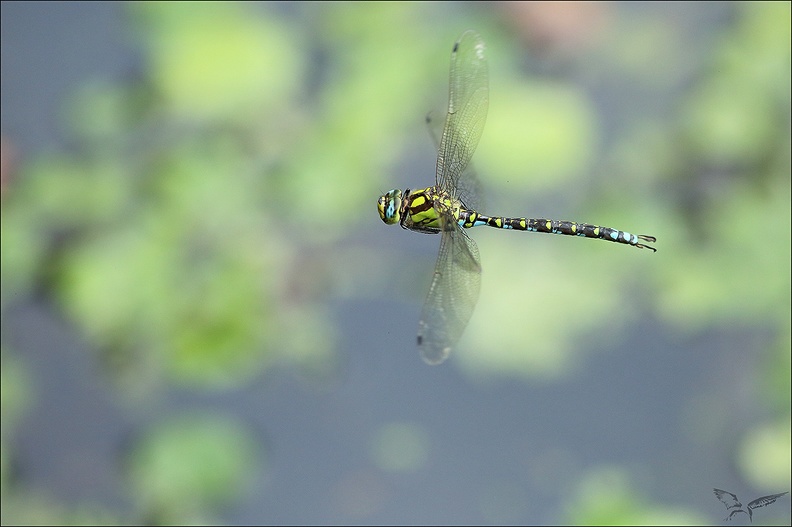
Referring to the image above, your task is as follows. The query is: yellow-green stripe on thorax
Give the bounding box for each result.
[377,187,459,234]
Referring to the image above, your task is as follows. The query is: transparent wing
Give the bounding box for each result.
[426,111,484,212]
[417,215,482,365]
[436,30,489,206]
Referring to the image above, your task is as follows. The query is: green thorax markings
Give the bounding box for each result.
[377,187,458,234]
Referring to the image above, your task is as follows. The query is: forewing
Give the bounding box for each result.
[436,30,489,205]
[426,111,484,212]
[417,219,481,365]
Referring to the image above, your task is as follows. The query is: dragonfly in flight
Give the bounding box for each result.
[377,30,656,365]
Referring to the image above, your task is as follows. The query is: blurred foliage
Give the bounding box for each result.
[134,3,305,122]
[0,491,119,527]
[565,467,707,525]
[125,413,261,523]
[460,237,639,379]
[478,79,597,190]
[738,418,792,490]
[0,352,32,502]
[369,421,429,473]
[0,352,33,437]
[0,1,789,525]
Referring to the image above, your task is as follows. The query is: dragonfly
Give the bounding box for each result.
[377,30,656,365]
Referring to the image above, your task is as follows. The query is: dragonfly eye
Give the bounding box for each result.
[378,189,403,225]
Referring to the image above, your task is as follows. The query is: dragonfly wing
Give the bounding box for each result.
[436,30,489,207]
[418,219,481,365]
[425,111,444,151]
[417,30,487,365]
[427,111,484,212]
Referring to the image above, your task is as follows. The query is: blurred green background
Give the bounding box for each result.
[1,1,789,525]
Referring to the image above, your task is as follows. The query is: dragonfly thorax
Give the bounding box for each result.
[379,186,462,235]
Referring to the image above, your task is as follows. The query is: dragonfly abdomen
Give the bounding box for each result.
[460,210,656,251]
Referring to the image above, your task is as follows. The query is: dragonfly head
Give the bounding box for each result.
[377,189,404,225]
